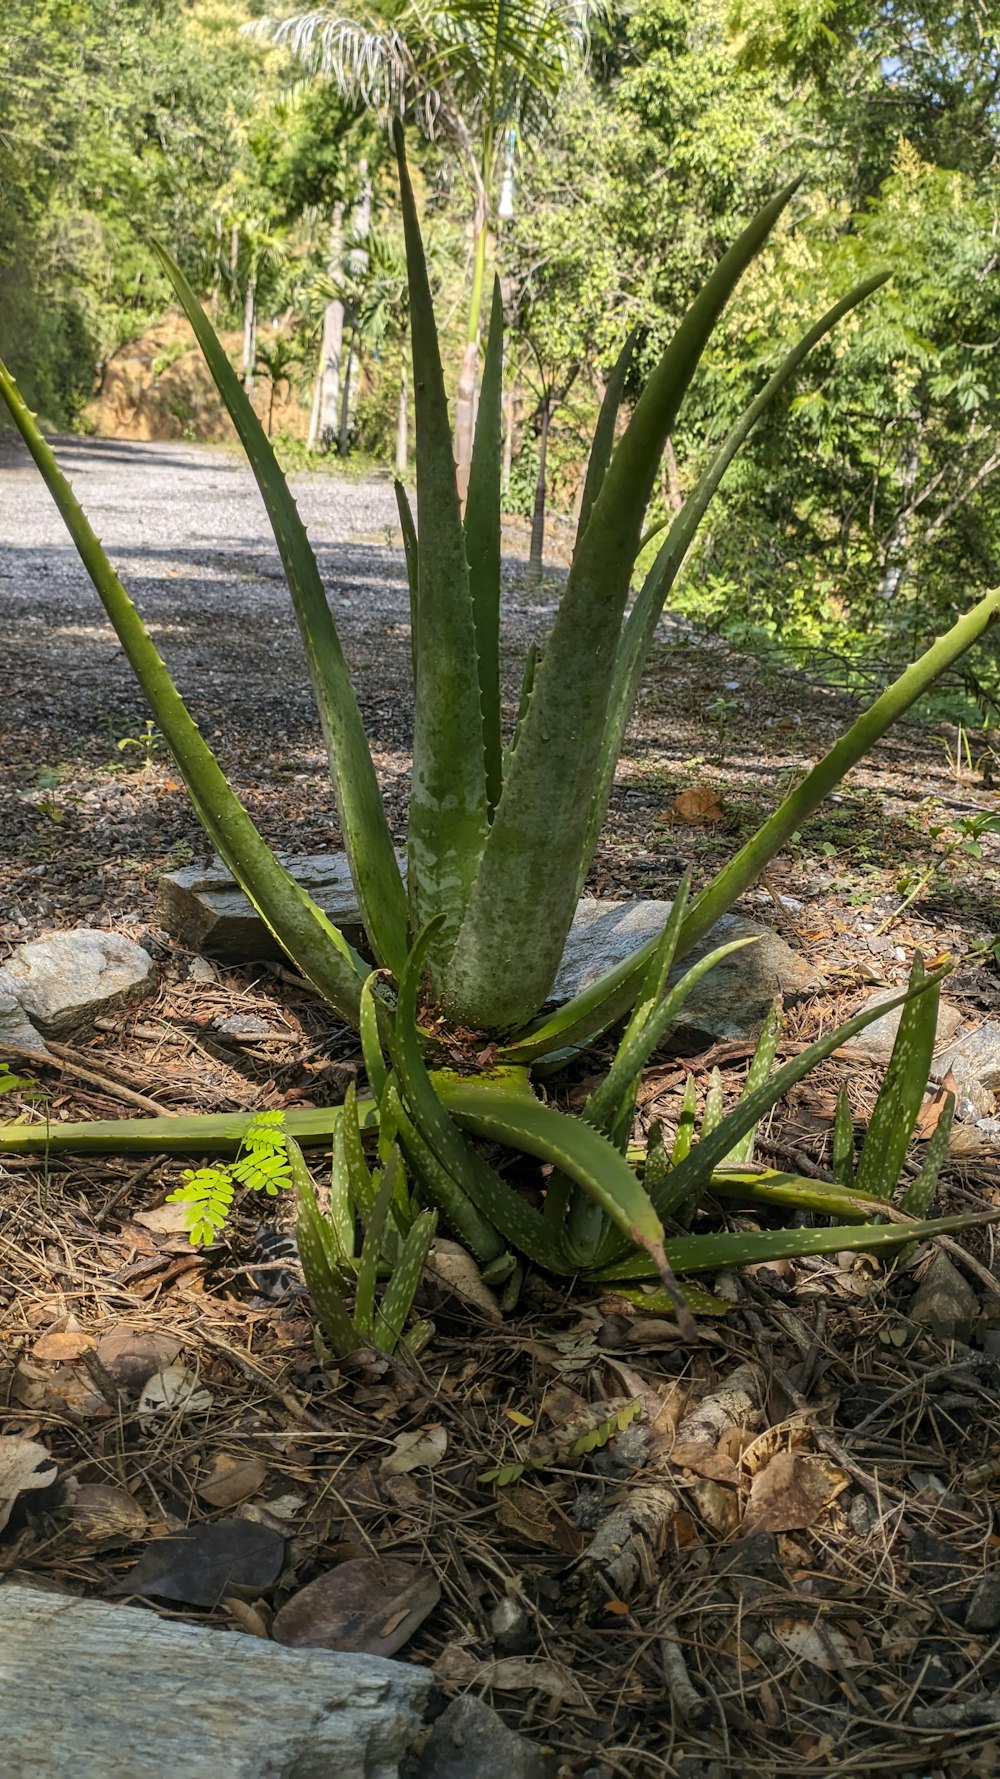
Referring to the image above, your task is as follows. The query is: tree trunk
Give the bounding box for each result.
[339,332,355,457]
[209,216,223,320]
[396,363,409,477]
[454,196,489,505]
[242,273,257,397]
[526,395,551,588]
[266,381,276,438]
[309,204,345,452]
[229,222,240,307]
[502,381,516,497]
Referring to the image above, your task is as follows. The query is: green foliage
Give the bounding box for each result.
[168,1108,293,1245]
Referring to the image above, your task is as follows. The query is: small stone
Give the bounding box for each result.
[908,1252,978,1340]
[933,1022,1000,1122]
[967,1571,1000,1633]
[188,957,218,983]
[415,1695,549,1779]
[4,929,155,1038]
[489,1596,534,1656]
[215,1014,272,1036]
[839,989,963,1064]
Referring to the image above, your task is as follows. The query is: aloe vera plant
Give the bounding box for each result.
[2,128,998,1338]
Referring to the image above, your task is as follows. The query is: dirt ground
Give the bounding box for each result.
[4,435,1000,1778]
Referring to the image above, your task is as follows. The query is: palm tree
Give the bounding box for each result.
[249,0,603,496]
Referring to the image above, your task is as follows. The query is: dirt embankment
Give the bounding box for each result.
[86,312,313,444]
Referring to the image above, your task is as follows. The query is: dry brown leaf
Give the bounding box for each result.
[224,1596,271,1638]
[0,1436,58,1533]
[670,1440,741,1485]
[32,1328,95,1362]
[671,786,723,824]
[138,1365,213,1419]
[198,1453,268,1508]
[772,1616,860,1672]
[495,1484,583,1557]
[433,1647,592,1712]
[96,1327,182,1390]
[914,1079,954,1139]
[743,1450,848,1534]
[13,1359,108,1417]
[426,1240,502,1323]
[134,1202,193,1235]
[272,1557,440,1656]
[68,1482,147,1541]
[380,1425,448,1475]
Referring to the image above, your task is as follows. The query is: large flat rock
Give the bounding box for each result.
[2,929,155,1041]
[159,854,819,1046]
[0,1583,432,1779]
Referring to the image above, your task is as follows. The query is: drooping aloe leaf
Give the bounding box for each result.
[443,180,802,1032]
[0,1103,379,1157]
[724,1004,782,1166]
[150,244,408,978]
[505,585,1000,1064]
[708,1167,900,1221]
[466,277,505,816]
[0,363,371,1031]
[901,1093,955,1220]
[375,1206,438,1352]
[360,976,389,1103]
[394,477,419,683]
[855,956,939,1201]
[574,327,639,548]
[394,124,489,959]
[652,970,944,1219]
[594,1206,1000,1281]
[578,275,891,894]
[382,1079,507,1265]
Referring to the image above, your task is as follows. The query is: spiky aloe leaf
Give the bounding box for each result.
[901,1093,955,1220]
[502,642,537,781]
[382,1079,507,1264]
[442,180,802,1032]
[652,970,945,1219]
[0,364,370,1030]
[328,1118,356,1268]
[394,124,488,958]
[291,1140,359,1356]
[354,1148,400,1341]
[149,244,408,978]
[724,1004,782,1166]
[594,1207,1000,1281]
[340,1082,376,1218]
[671,1076,698,1166]
[394,478,419,683]
[466,277,505,816]
[375,1206,438,1353]
[574,327,639,547]
[832,1086,855,1187]
[709,1167,901,1221]
[855,956,939,1201]
[578,276,891,894]
[390,923,571,1271]
[0,1103,379,1157]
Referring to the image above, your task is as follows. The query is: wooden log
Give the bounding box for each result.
[0,1584,432,1779]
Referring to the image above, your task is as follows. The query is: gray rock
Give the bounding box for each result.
[967,1571,1000,1633]
[839,988,963,1064]
[159,852,406,962]
[551,899,820,1049]
[0,1582,432,1779]
[415,1696,549,1779]
[932,1022,1000,1122]
[907,1252,978,1340]
[158,857,819,1048]
[0,971,50,1058]
[4,929,155,1038]
[489,1596,535,1656]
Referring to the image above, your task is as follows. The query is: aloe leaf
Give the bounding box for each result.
[670,1076,699,1167]
[609,1280,728,1317]
[443,181,802,1032]
[0,362,372,1030]
[328,1118,357,1267]
[291,1140,360,1356]
[394,124,489,957]
[375,1206,438,1352]
[466,277,505,815]
[502,642,537,780]
[595,1207,1000,1281]
[725,1004,782,1166]
[389,923,571,1271]
[855,956,939,1201]
[901,1093,955,1220]
[578,275,891,892]
[354,1148,400,1340]
[382,1080,507,1264]
[149,245,408,978]
[0,1102,380,1157]
[394,477,419,683]
[653,971,944,1219]
[360,975,389,1103]
[575,327,639,547]
[341,1082,376,1218]
[709,1167,898,1221]
[584,937,755,1137]
[832,1086,855,1187]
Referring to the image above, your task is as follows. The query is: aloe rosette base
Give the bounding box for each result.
[1,130,999,1342]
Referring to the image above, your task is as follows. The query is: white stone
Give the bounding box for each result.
[4,929,155,1038]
